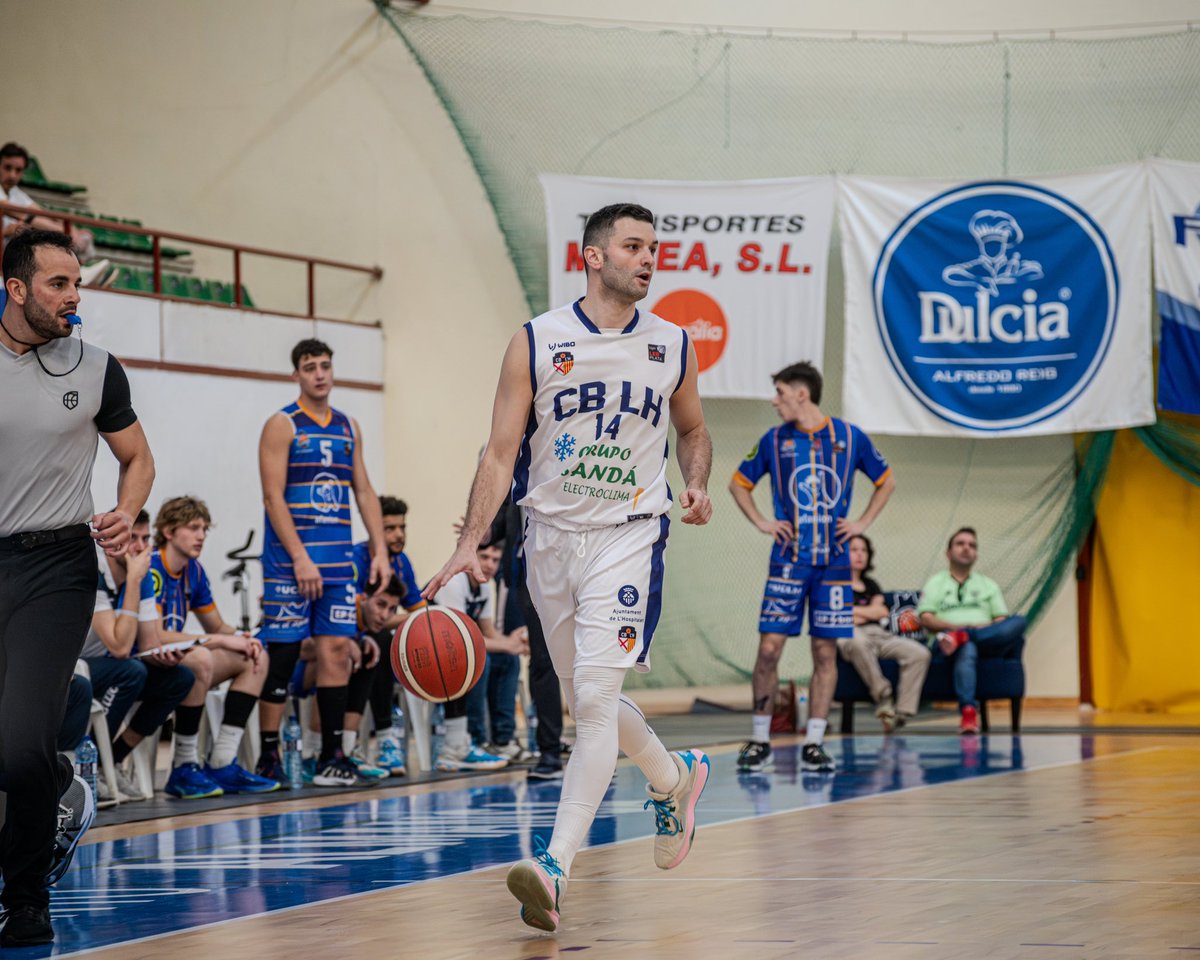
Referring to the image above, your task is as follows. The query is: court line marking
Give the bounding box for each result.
[51,741,1172,958]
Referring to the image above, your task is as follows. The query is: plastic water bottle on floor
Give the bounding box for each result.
[75,735,98,800]
[282,708,303,790]
[430,704,446,763]
[525,700,539,755]
[795,685,810,730]
[390,702,407,770]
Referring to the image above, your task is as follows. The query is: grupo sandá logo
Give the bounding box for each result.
[872,181,1118,430]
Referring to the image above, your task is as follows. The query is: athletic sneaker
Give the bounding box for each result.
[46,775,95,887]
[113,765,147,802]
[375,738,407,776]
[736,740,773,772]
[527,756,564,781]
[301,756,317,784]
[349,750,389,780]
[960,704,981,735]
[254,750,290,788]
[0,905,53,947]
[801,742,835,772]
[312,753,361,787]
[491,741,536,764]
[436,743,508,772]
[205,761,282,794]
[506,839,566,932]
[644,749,710,870]
[164,762,224,799]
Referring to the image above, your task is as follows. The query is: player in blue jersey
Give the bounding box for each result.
[148,496,279,798]
[348,495,425,775]
[256,339,390,788]
[729,362,895,773]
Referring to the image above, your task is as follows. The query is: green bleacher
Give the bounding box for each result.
[109,266,255,308]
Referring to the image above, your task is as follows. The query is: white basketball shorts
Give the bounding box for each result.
[524,514,670,677]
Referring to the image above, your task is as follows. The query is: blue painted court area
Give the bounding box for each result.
[41,734,1094,957]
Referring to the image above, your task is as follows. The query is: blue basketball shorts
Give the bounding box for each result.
[757,556,853,639]
[258,564,358,643]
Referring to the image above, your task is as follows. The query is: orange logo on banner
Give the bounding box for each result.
[651,289,728,373]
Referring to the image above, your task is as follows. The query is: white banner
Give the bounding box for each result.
[1147,158,1200,416]
[838,166,1154,436]
[541,174,835,399]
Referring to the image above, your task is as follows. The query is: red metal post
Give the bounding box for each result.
[233,250,242,307]
[307,261,315,318]
[152,235,162,294]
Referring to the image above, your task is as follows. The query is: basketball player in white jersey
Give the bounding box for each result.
[424,204,713,933]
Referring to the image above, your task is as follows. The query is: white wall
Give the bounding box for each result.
[82,291,384,625]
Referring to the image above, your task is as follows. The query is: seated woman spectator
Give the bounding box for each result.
[836,534,931,732]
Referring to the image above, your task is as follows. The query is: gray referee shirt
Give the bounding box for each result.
[0,334,137,538]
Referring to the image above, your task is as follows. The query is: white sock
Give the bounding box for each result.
[549,666,624,876]
[617,695,679,795]
[445,715,470,754]
[209,725,245,769]
[752,713,772,744]
[342,729,358,756]
[173,733,199,767]
[376,725,396,744]
[303,729,321,758]
[806,717,828,745]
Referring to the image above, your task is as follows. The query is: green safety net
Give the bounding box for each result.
[375,7,1200,688]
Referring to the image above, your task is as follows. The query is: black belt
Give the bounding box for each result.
[0,523,92,551]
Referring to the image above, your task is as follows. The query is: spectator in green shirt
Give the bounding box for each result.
[917,527,1026,735]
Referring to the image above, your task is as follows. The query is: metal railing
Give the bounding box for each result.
[0,200,383,323]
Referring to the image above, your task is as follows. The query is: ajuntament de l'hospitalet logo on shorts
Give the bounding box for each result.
[873,180,1118,431]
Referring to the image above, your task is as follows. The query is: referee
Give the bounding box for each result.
[0,230,154,946]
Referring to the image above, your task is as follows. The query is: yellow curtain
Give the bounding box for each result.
[1091,429,1200,713]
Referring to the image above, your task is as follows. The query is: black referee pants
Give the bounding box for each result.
[0,536,96,909]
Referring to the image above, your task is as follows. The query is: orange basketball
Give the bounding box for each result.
[391,605,486,703]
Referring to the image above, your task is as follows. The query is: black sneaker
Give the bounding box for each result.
[255,750,289,788]
[47,774,95,886]
[736,741,773,772]
[1,905,53,947]
[527,756,564,781]
[801,742,835,772]
[312,753,362,788]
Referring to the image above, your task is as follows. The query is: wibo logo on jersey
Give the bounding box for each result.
[873,181,1118,430]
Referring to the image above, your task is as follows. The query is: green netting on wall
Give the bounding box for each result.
[375,8,1200,688]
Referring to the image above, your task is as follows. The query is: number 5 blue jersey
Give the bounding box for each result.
[261,401,356,584]
[733,417,891,567]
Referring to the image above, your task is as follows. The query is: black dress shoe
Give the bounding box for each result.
[1,904,54,946]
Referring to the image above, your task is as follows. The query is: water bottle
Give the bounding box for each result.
[430,703,446,763]
[525,700,540,755]
[795,685,810,730]
[390,703,407,769]
[76,735,98,800]
[282,707,303,790]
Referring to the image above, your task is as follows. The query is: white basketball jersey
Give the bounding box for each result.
[514,299,689,531]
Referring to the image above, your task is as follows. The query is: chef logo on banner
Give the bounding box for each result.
[874,181,1119,431]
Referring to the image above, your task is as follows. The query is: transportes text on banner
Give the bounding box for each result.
[838,166,1153,436]
[541,175,835,400]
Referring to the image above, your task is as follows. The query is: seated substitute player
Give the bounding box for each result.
[149,496,278,798]
[837,534,930,733]
[295,579,403,782]
[255,338,391,789]
[83,511,194,800]
[349,495,426,775]
[729,361,895,773]
[433,536,528,771]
